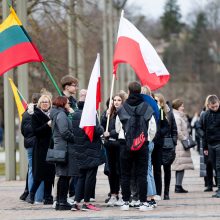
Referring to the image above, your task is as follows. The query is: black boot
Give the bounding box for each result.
[164,188,170,200]
[204,186,213,192]
[175,185,188,193]
[20,190,29,201]
[25,193,35,204]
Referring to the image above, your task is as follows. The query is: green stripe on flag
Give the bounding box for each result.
[0,25,29,53]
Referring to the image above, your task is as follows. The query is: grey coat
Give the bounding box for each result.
[50,107,78,176]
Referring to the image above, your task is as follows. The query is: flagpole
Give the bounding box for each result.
[41,62,62,96]
[6,0,11,8]
[105,73,116,132]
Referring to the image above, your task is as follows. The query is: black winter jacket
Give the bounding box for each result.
[21,109,36,149]
[101,111,118,140]
[72,101,104,170]
[32,107,55,181]
[200,107,220,150]
[160,109,178,165]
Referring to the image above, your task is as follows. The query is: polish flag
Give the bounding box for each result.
[79,54,101,142]
[113,13,170,91]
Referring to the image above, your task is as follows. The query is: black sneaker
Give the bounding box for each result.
[55,202,72,210]
[204,187,213,192]
[43,197,53,205]
[25,194,34,204]
[20,191,29,201]
[71,203,80,211]
[149,199,157,208]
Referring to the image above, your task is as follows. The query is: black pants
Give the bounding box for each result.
[105,141,121,194]
[120,144,148,203]
[209,144,220,189]
[130,162,139,201]
[30,179,53,200]
[75,167,98,203]
[163,164,171,194]
[69,176,78,197]
[152,146,162,196]
[57,176,71,203]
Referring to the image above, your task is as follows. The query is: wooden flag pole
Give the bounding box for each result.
[105,73,116,132]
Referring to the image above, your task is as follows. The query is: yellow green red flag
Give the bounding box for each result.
[8,78,28,122]
[0,7,43,76]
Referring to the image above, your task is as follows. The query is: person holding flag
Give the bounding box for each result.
[71,54,103,211]
[71,89,104,211]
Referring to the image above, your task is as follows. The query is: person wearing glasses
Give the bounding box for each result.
[60,75,79,112]
[26,94,55,205]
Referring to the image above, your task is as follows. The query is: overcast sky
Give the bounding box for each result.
[127,0,210,22]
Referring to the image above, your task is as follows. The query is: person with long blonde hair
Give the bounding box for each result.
[154,93,177,200]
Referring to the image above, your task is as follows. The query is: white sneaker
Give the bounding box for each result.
[67,196,75,205]
[139,202,153,211]
[154,195,161,201]
[107,196,117,207]
[90,198,96,202]
[120,202,129,211]
[52,201,57,209]
[115,198,124,206]
[129,199,140,208]
[34,201,43,205]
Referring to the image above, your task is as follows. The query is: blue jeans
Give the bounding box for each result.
[26,147,44,202]
[147,142,156,196]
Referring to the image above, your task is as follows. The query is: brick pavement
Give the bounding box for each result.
[0,149,220,220]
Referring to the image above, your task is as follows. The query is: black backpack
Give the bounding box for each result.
[123,102,149,151]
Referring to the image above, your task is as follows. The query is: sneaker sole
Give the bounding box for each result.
[139,208,153,211]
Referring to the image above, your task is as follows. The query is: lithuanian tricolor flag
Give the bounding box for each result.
[9,78,28,122]
[0,7,43,76]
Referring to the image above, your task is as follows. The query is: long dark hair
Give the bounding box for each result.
[109,93,125,118]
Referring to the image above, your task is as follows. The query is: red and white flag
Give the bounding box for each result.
[79,54,101,142]
[113,13,170,91]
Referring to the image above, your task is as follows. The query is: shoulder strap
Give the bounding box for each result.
[52,113,60,135]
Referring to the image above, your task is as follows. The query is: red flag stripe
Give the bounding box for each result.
[113,37,170,91]
[0,42,43,76]
[83,126,94,142]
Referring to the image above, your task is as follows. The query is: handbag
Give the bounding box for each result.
[46,148,67,164]
[46,114,67,164]
[163,137,175,149]
[181,135,196,150]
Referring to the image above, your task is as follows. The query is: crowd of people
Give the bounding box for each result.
[18,75,220,212]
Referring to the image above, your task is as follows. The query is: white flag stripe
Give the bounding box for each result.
[79,54,100,128]
[117,16,169,76]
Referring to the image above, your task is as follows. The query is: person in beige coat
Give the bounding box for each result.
[172,99,194,193]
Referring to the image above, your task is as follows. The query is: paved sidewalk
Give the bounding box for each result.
[0,149,220,220]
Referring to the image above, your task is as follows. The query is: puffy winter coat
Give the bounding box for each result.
[72,101,104,170]
[172,109,194,171]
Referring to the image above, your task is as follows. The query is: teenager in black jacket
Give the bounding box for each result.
[154,93,177,200]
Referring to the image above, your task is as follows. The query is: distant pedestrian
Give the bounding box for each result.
[200,95,220,198]
[172,99,194,193]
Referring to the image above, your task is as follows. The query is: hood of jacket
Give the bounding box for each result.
[50,107,66,120]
